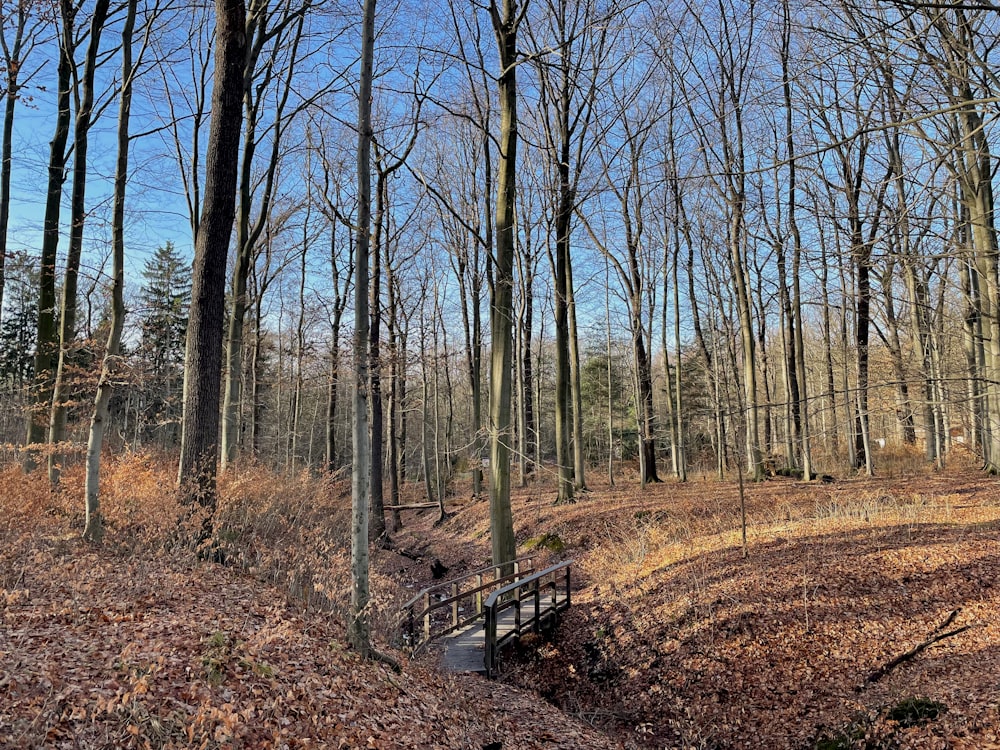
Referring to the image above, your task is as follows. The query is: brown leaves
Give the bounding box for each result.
[461,470,1000,749]
[0,462,619,749]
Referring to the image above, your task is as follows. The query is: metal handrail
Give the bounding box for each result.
[400,555,534,611]
[402,556,536,653]
[484,560,573,677]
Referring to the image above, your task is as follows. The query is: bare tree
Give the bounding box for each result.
[0,0,45,324]
[85,0,144,541]
[486,0,523,569]
[47,0,113,486]
[177,0,247,516]
[525,0,616,499]
[23,0,74,471]
[677,0,765,478]
[221,0,313,469]
[349,0,375,657]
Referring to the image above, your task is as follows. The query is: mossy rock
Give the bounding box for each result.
[524,532,565,553]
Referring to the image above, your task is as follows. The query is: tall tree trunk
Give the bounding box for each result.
[882,257,917,444]
[958,200,984,451]
[432,285,446,521]
[386,259,402,527]
[660,252,677,476]
[419,299,434,509]
[84,0,137,541]
[24,0,73,471]
[48,0,111,485]
[290,241,307,473]
[854,235,874,475]
[349,0,375,657]
[177,0,247,515]
[553,193,574,503]
[368,174,387,543]
[780,0,808,478]
[514,206,536,485]
[567,259,586,490]
[731,207,762,479]
[0,0,33,329]
[487,0,520,569]
[325,201,352,472]
[672,243,686,481]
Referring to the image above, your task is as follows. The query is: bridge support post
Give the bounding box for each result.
[485,608,497,678]
[533,579,541,633]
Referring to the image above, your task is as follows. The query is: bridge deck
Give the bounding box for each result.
[440,593,569,673]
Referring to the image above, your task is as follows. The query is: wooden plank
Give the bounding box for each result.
[440,594,568,674]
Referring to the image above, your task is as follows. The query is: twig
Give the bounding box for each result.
[864,611,972,685]
[932,608,960,633]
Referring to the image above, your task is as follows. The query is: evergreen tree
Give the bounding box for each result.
[0,252,38,391]
[138,242,190,447]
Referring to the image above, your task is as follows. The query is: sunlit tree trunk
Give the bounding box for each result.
[48,0,111,485]
[177,0,247,514]
[349,0,375,656]
[24,0,73,471]
[486,0,521,569]
[84,0,138,541]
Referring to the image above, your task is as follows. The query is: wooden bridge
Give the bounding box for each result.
[401,557,573,677]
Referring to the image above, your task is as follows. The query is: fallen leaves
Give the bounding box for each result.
[0,477,620,749]
[5,457,1000,750]
[459,470,1000,749]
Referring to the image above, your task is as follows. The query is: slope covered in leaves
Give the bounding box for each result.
[403,462,1000,749]
[0,460,621,749]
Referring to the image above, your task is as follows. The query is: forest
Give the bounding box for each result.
[2,0,1000,747]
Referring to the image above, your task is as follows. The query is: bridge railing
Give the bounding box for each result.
[483,560,573,677]
[401,556,536,654]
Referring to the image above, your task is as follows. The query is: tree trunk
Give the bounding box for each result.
[24,0,73,471]
[386,256,402,528]
[487,0,520,570]
[84,0,137,541]
[0,0,33,333]
[553,191,574,503]
[177,0,247,515]
[349,0,375,657]
[368,172,387,543]
[781,0,809,479]
[48,0,111,485]
[567,257,586,491]
[882,257,917,444]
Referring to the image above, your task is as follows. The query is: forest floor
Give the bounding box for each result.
[397,453,1000,749]
[2,451,1000,749]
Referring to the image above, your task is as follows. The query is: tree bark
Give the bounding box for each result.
[349,0,375,656]
[24,0,73,471]
[177,0,247,514]
[487,0,521,570]
[84,0,137,541]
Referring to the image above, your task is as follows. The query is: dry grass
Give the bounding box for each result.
[0,454,621,749]
[5,453,1000,749]
[400,464,1000,750]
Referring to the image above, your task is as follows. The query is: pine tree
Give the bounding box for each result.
[0,252,38,392]
[138,242,190,447]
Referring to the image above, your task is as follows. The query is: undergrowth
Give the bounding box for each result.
[0,453,403,642]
